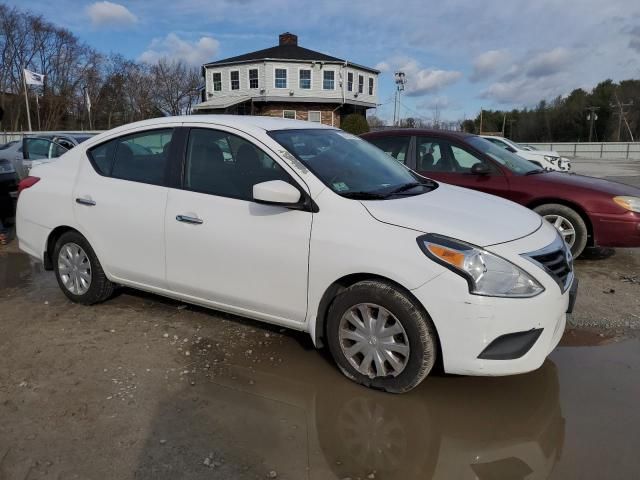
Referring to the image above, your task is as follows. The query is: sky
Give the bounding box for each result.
[11,0,640,123]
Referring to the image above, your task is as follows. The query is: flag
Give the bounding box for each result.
[24,69,44,86]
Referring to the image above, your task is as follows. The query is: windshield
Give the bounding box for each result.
[468,137,541,174]
[268,129,435,199]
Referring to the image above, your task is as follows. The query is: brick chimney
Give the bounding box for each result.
[279,32,298,46]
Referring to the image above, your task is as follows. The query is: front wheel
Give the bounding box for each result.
[53,231,114,305]
[533,203,588,257]
[326,280,438,393]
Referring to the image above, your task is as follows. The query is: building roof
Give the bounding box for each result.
[204,32,379,74]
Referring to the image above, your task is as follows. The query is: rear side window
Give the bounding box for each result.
[88,129,173,186]
[367,136,411,164]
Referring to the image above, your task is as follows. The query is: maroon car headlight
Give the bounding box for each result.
[613,196,640,213]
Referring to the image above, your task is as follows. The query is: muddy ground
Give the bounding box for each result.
[1,159,639,479]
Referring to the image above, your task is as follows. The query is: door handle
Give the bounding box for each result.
[176,214,203,225]
[76,197,96,206]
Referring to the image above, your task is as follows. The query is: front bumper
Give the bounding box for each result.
[591,210,640,248]
[411,223,570,376]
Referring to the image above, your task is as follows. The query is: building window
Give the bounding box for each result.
[347,72,353,92]
[249,69,259,89]
[299,69,311,89]
[308,111,322,123]
[275,68,287,88]
[358,75,364,94]
[212,72,222,92]
[230,71,240,90]
[368,77,374,96]
[323,70,335,90]
[283,110,296,119]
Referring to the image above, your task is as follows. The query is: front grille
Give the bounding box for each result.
[524,237,573,292]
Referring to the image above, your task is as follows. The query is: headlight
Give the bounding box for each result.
[543,155,559,164]
[417,234,544,298]
[613,196,640,213]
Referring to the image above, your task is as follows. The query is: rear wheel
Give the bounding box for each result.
[53,231,114,305]
[326,280,437,393]
[534,203,588,258]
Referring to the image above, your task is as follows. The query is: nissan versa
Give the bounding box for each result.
[16,116,576,393]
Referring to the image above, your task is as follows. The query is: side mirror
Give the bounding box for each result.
[471,163,491,175]
[253,180,301,206]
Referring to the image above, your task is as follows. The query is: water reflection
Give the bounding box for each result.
[136,348,563,479]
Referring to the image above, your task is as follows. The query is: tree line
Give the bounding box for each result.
[461,80,640,142]
[0,3,201,132]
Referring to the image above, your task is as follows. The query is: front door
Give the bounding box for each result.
[73,127,175,288]
[164,126,312,324]
[415,136,510,198]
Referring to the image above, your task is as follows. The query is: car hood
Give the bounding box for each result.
[361,183,542,247]
[530,172,640,196]
[524,149,559,157]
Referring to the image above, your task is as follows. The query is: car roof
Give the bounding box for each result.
[110,115,336,134]
[362,128,475,141]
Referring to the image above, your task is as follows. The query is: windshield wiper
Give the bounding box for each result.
[340,191,388,200]
[525,169,546,175]
[383,182,424,196]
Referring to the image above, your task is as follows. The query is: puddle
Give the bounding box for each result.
[560,328,618,346]
[0,252,41,289]
[133,338,640,479]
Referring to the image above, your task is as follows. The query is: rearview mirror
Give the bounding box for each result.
[471,163,491,175]
[253,180,301,206]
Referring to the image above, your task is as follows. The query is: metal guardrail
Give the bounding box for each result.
[0,131,104,144]
[526,142,640,160]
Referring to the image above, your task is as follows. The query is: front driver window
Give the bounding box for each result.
[184,128,291,200]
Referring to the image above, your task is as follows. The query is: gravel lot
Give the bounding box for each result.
[1,157,639,479]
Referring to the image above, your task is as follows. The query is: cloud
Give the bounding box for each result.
[382,57,462,96]
[375,61,390,72]
[86,1,137,28]
[525,47,571,77]
[417,95,457,111]
[629,25,640,52]
[470,49,510,82]
[139,33,220,66]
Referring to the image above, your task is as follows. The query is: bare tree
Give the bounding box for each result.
[149,58,200,116]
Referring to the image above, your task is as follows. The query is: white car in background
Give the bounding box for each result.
[481,135,571,172]
[17,116,575,393]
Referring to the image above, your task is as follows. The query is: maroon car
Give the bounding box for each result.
[362,129,640,257]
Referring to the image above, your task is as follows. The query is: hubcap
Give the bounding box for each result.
[338,303,410,379]
[544,214,576,248]
[58,243,92,295]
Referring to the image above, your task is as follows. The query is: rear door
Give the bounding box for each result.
[74,126,177,288]
[414,136,510,198]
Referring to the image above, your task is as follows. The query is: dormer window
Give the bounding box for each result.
[323,70,335,90]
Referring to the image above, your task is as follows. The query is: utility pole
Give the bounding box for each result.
[585,106,599,142]
[393,72,406,126]
[610,93,633,142]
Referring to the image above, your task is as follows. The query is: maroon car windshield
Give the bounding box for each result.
[467,137,540,174]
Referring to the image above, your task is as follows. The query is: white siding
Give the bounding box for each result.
[204,60,378,106]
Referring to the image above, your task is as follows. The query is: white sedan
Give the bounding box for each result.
[481,135,571,172]
[16,116,575,392]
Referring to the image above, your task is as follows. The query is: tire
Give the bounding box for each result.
[326,280,437,393]
[533,203,588,258]
[53,231,114,305]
